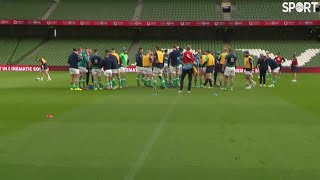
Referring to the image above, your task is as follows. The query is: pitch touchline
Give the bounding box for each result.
[124,96,179,180]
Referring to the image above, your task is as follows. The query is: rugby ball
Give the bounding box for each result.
[36,77,41,81]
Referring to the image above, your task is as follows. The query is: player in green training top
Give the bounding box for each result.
[222,48,238,91]
[89,49,103,90]
[79,48,89,89]
[119,47,129,88]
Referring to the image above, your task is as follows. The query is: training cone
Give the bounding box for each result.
[46,114,54,118]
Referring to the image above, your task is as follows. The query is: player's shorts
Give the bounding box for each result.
[112,69,119,74]
[245,70,253,76]
[272,67,280,74]
[92,69,102,76]
[163,63,169,73]
[69,68,80,75]
[224,66,236,77]
[202,67,206,73]
[136,66,143,73]
[169,65,179,74]
[215,64,223,73]
[79,67,88,73]
[143,67,153,75]
[153,67,163,76]
[291,66,297,72]
[42,64,49,70]
[104,69,112,76]
[205,66,214,74]
[120,67,126,73]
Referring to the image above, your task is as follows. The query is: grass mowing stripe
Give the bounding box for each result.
[124,95,179,180]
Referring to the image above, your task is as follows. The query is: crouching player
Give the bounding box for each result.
[266,56,280,88]
[68,48,81,91]
[243,50,256,89]
[101,50,114,90]
[152,46,166,89]
[143,50,153,87]
[202,50,215,88]
[38,57,51,81]
[89,49,103,90]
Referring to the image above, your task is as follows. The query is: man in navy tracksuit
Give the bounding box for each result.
[168,46,181,87]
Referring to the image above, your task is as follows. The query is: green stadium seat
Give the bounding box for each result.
[0,0,52,19]
[20,38,132,65]
[49,0,136,20]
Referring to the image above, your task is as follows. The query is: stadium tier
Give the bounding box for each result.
[141,0,223,20]
[231,40,320,67]
[0,38,19,64]
[20,39,132,65]
[232,0,319,20]
[140,40,224,53]
[10,38,44,63]
[49,0,136,20]
[0,0,52,19]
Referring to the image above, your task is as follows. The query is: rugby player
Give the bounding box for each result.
[291,53,298,82]
[119,47,129,88]
[198,53,206,87]
[193,48,201,87]
[163,49,170,85]
[274,52,286,78]
[152,46,166,89]
[135,48,144,86]
[37,57,51,81]
[221,48,237,91]
[266,55,280,88]
[101,50,114,90]
[110,48,121,88]
[89,49,103,90]
[79,48,89,89]
[142,50,153,87]
[179,45,194,93]
[85,49,93,86]
[168,46,181,88]
[68,48,81,91]
[216,48,227,87]
[213,51,220,86]
[202,50,215,88]
[243,50,256,89]
[256,54,268,87]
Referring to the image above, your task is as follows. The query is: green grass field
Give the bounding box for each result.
[0,72,320,180]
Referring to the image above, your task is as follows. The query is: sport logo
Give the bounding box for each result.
[282,2,318,13]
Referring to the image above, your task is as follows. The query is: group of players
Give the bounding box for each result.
[63,45,298,91]
[67,47,129,91]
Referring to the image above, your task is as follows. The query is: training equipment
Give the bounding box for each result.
[36,77,41,81]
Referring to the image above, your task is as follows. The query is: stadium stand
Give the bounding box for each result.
[20,38,132,65]
[0,38,19,64]
[232,0,319,20]
[231,40,320,67]
[0,0,52,19]
[49,0,136,20]
[11,38,44,63]
[140,40,224,53]
[141,0,223,20]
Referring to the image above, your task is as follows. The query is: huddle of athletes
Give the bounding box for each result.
[66,45,299,91]
[67,47,129,91]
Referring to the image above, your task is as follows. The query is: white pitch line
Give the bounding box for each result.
[124,96,179,180]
